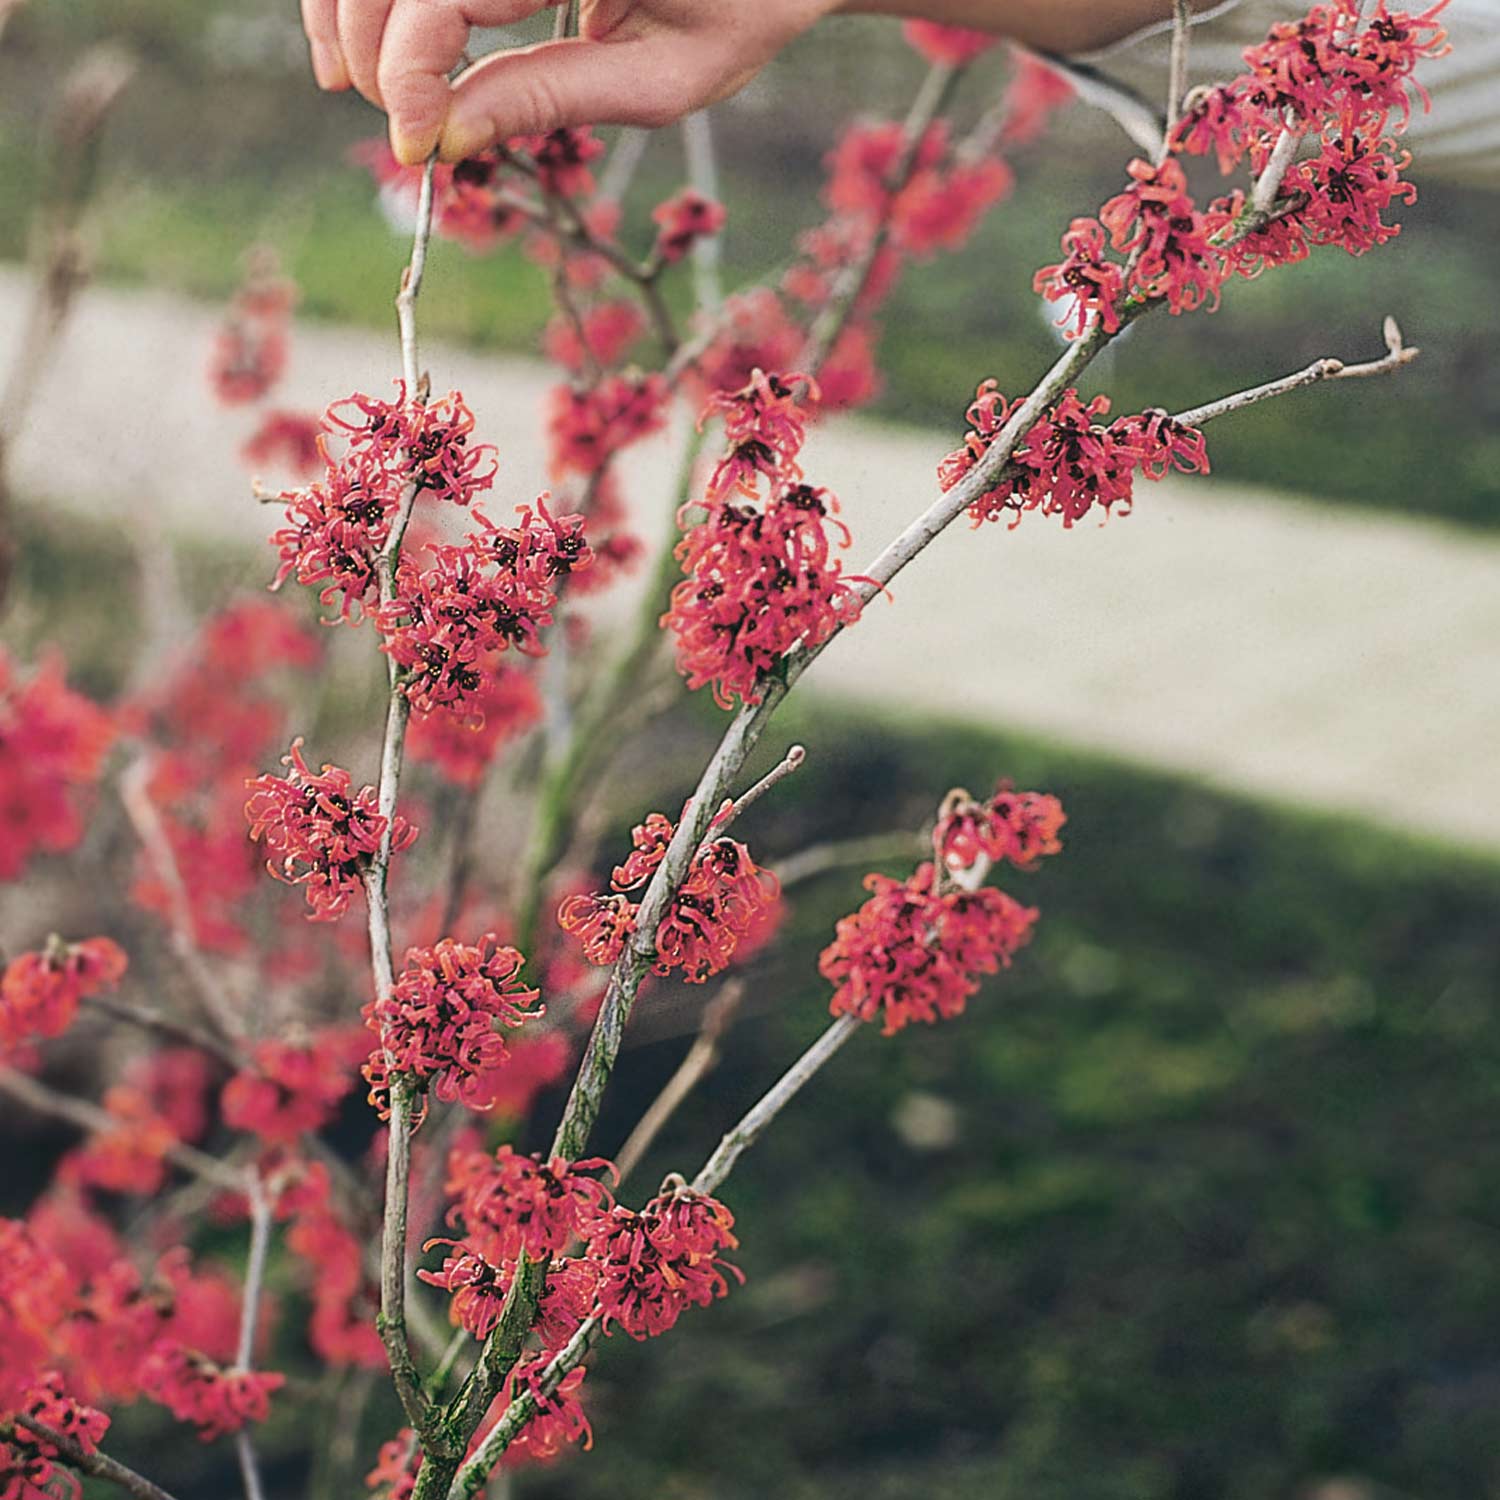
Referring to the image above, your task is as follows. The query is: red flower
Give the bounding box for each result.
[58,1085,177,1196]
[611,811,675,891]
[542,299,647,374]
[511,127,606,198]
[825,119,948,222]
[1033,216,1125,337]
[325,387,497,507]
[271,461,395,621]
[901,19,999,66]
[1295,133,1416,254]
[656,836,782,983]
[665,482,865,709]
[406,663,543,788]
[820,862,1037,1035]
[651,188,727,265]
[939,383,1208,528]
[891,156,1013,259]
[1099,157,1224,316]
[1168,83,1260,174]
[1111,408,1213,480]
[501,1354,593,1463]
[0,937,126,1052]
[417,1248,597,1346]
[587,1186,742,1339]
[556,892,637,967]
[546,374,668,479]
[138,1341,283,1441]
[442,1145,616,1264]
[241,408,323,478]
[221,1027,366,1144]
[376,499,590,716]
[0,650,114,883]
[935,782,1067,876]
[692,289,805,402]
[1,1373,109,1500]
[244,738,417,921]
[561,815,779,983]
[361,934,541,1119]
[700,368,818,504]
[999,50,1075,145]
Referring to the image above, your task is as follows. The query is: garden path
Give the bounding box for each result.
[5,265,1497,853]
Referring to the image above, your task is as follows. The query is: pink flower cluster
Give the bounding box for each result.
[939,382,1210,528]
[0,1206,280,1463]
[0,649,113,884]
[137,1344,283,1442]
[586,1187,743,1340]
[821,862,1039,1035]
[244,738,417,921]
[820,779,1065,1035]
[361,934,541,1119]
[271,385,497,621]
[220,1026,368,1144]
[558,808,780,983]
[377,497,592,717]
[1035,0,1446,335]
[0,937,126,1055]
[664,371,866,709]
[935,782,1067,876]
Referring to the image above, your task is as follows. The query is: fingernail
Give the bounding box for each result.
[310,41,348,91]
[391,123,440,167]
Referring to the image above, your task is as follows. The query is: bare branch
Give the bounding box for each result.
[1173,319,1418,428]
[0,1062,246,1191]
[802,61,960,372]
[614,981,745,1184]
[119,756,244,1042]
[708,744,806,842]
[0,1418,180,1500]
[452,1013,865,1493]
[1163,1,1193,152]
[365,153,445,1450]
[681,111,724,314]
[83,990,243,1069]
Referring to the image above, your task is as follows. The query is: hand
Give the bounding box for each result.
[301,0,837,165]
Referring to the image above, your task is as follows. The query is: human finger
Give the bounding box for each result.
[301,0,350,89]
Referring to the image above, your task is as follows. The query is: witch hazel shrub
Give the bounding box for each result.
[0,5,1444,1497]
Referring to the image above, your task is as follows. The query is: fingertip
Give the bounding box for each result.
[391,120,442,166]
[437,117,491,164]
[310,39,351,90]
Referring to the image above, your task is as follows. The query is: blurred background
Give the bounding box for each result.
[3,2,1500,1498]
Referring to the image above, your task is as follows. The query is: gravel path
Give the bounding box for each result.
[4,265,1497,852]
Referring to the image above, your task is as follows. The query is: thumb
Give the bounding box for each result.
[438,34,697,159]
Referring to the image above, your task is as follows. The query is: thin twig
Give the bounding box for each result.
[614,981,745,1184]
[1251,123,1300,216]
[0,1063,246,1191]
[451,1013,863,1492]
[83,991,243,1069]
[802,61,961,371]
[1163,1,1193,154]
[366,154,445,1449]
[118,756,244,1041]
[706,744,805,841]
[1174,318,1417,427]
[0,1419,179,1500]
[680,111,724,314]
[772,830,928,889]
